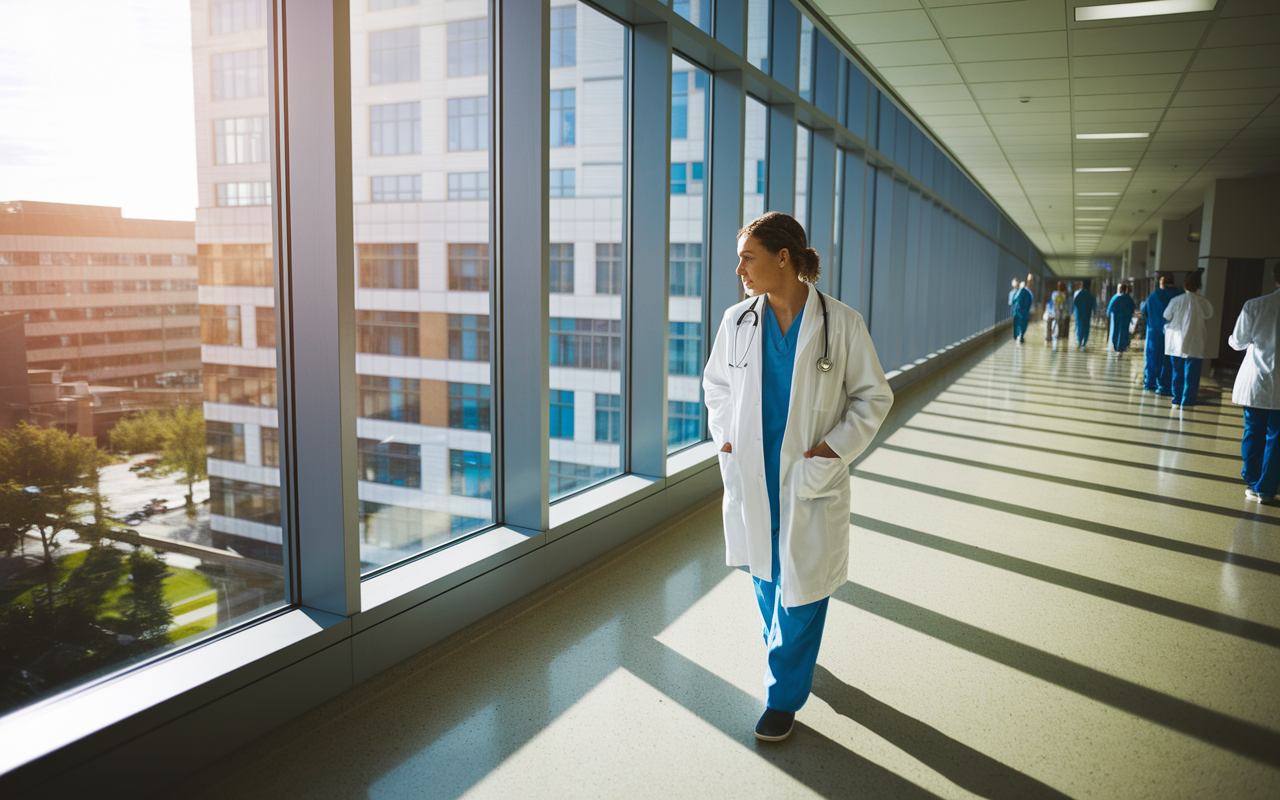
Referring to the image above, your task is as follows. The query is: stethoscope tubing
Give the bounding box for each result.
[728,291,831,373]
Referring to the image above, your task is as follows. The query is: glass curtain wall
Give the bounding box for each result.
[795,123,811,231]
[349,0,495,573]
[670,0,711,34]
[798,14,814,103]
[746,0,769,73]
[0,0,286,716]
[667,56,710,453]
[548,2,629,501]
[743,96,768,223]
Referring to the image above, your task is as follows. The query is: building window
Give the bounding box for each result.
[372,175,421,202]
[550,318,621,370]
[550,168,575,198]
[669,322,703,376]
[210,0,268,34]
[670,162,704,195]
[261,426,280,467]
[550,461,613,498]
[448,314,490,361]
[255,306,276,347]
[447,244,488,291]
[207,421,246,462]
[447,97,488,151]
[550,89,575,147]
[359,243,419,289]
[370,0,417,9]
[756,160,766,195]
[449,450,491,499]
[550,6,576,67]
[359,375,421,423]
[198,243,273,287]
[214,117,268,165]
[668,400,702,449]
[371,102,421,155]
[216,182,271,206]
[358,438,421,488]
[595,243,623,295]
[672,71,690,139]
[212,48,267,100]
[209,477,280,525]
[595,394,621,443]
[669,243,702,297]
[370,28,419,84]
[447,172,488,200]
[550,390,574,439]
[448,383,490,431]
[550,243,574,293]
[200,305,241,346]
[357,310,420,356]
[204,364,277,407]
[447,19,487,77]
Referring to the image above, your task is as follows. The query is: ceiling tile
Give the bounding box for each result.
[921,113,990,127]
[1202,15,1280,48]
[909,99,983,115]
[830,10,937,44]
[1172,88,1280,106]
[1071,51,1194,78]
[897,84,974,102]
[989,123,1073,135]
[947,31,1068,62]
[930,0,1064,38]
[1221,0,1280,17]
[1074,109,1164,124]
[1179,67,1280,92]
[876,64,965,85]
[985,111,1071,126]
[854,39,952,66]
[821,0,921,12]
[969,79,1069,99]
[1192,44,1280,71]
[1072,92,1171,111]
[1160,117,1254,131]
[979,96,1072,115]
[1164,104,1265,120]
[1071,21,1207,57]
[1073,74,1182,95]
[961,58,1068,81]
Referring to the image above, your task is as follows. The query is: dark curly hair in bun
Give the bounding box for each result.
[738,211,821,283]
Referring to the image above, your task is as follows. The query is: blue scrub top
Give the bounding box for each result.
[1141,287,1183,334]
[762,300,803,537]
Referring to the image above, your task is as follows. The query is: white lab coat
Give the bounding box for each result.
[1163,291,1213,359]
[703,283,893,607]
[1229,288,1280,409]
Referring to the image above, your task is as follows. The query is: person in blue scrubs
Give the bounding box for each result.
[1107,283,1136,354]
[1010,280,1033,344]
[1072,281,1096,349]
[1141,275,1184,395]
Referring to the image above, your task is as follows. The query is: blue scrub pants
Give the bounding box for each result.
[1144,331,1174,394]
[1170,356,1202,406]
[1012,313,1029,341]
[1242,407,1280,497]
[1109,314,1131,352]
[1075,314,1091,347]
[753,532,829,713]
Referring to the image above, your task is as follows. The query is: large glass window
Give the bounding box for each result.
[744,96,768,221]
[669,56,710,452]
[550,244,575,293]
[595,393,621,443]
[550,390,575,439]
[550,169,576,198]
[551,89,576,147]
[358,438,422,488]
[799,15,815,103]
[447,244,489,292]
[359,243,418,289]
[448,383,490,431]
[796,123,812,229]
[371,102,421,155]
[372,175,422,202]
[447,172,487,200]
[370,28,420,85]
[357,310,420,356]
[447,97,488,152]
[448,314,490,361]
[747,0,769,72]
[0,1,285,719]
[359,376,421,423]
[672,0,711,34]
[447,20,488,77]
[550,6,577,68]
[595,243,623,295]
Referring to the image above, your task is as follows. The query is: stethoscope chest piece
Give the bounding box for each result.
[816,356,832,373]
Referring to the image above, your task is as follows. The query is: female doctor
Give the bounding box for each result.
[704,212,893,742]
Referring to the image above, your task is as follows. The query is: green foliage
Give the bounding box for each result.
[109,407,208,507]
[119,549,173,642]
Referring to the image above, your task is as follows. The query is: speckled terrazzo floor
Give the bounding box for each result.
[165,334,1280,799]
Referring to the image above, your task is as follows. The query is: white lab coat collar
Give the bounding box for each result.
[762,282,823,364]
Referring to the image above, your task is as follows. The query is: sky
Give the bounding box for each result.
[0,0,199,221]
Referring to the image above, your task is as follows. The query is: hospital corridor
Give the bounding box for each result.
[162,336,1280,800]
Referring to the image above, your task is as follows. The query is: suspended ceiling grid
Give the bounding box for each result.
[808,0,1280,274]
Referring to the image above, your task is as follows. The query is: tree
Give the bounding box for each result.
[119,549,173,643]
[110,406,208,513]
[0,422,107,608]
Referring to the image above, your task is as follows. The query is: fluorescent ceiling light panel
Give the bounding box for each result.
[1075,0,1216,22]
[1077,192,1119,196]
[1076,218,1108,222]
[1075,133,1149,140]
[1076,167,1132,172]
[1076,206,1113,210]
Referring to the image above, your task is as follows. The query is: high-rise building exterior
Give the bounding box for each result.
[192,0,708,572]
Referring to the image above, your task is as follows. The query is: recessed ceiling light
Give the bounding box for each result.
[1076,167,1132,172]
[1077,192,1119,196]
[1075,133,1150,140]
[1075,0,1216,22]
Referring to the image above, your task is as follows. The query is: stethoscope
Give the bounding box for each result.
[729,291,831,372]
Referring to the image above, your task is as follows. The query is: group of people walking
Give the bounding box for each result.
[1007,277,1099,350]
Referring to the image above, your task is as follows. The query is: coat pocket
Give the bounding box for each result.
[797,455,847,500]
[717,451,741,501]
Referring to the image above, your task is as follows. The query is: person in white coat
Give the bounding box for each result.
[703,212,893,742]
[1229,264,1280,503]
[1163,271,1213,408]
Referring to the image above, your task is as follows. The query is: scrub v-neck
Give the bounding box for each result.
[761,299,803,535]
